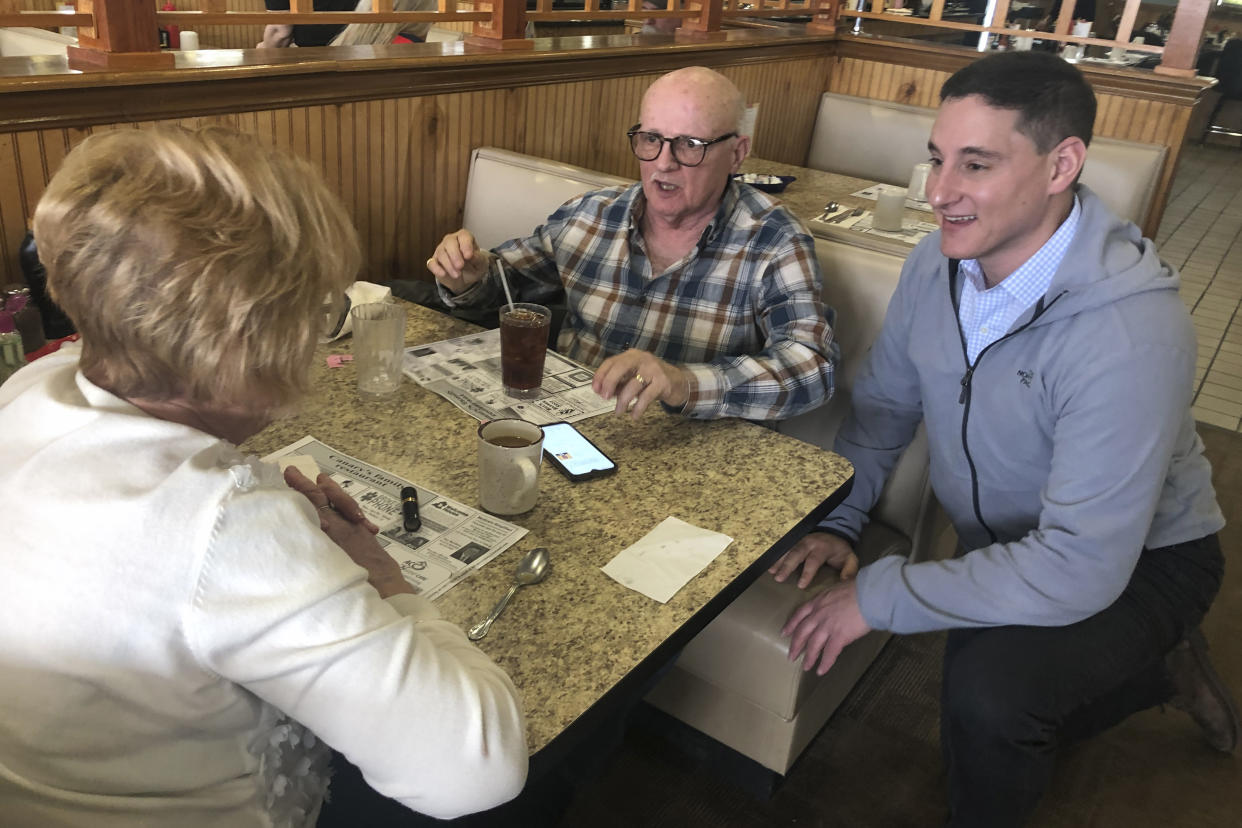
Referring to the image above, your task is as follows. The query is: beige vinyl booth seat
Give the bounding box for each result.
[462,147,630,250]
[643,239,940,776]
[807,92,1168,229]
[457,146,937,777]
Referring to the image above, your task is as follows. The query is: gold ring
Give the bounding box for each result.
[633,372,648,386]
[425,258,434,268]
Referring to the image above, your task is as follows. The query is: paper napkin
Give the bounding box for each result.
[602,517,734,604]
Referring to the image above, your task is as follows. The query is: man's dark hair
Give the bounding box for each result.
[939,52,1097,153]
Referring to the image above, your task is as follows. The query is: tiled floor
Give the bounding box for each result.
[1154,141,1242,432]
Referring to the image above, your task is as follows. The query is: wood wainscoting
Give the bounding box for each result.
[16,0,268,50]
[827,36,1216,238]
[0,33,830,286]
[0,31,1214,285]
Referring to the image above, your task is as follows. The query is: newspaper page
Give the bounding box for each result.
[263,436,527,601]
[402,328,612,425]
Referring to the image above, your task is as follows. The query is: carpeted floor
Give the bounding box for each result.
[558,423,1242,828]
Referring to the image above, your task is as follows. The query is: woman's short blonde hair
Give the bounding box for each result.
[33,125,361,408]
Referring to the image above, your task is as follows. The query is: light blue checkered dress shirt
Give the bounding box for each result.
[957,197,1082,363]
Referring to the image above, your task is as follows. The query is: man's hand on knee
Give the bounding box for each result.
[782,580,870,676]
[770,531,859,589]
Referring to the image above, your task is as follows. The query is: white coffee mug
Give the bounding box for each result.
[873,186,907,233]
[478,419,545,515]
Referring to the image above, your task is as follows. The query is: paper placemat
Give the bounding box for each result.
[813,209,938,244]
[851,186,933,213]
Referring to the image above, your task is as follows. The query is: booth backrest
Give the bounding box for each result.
[0,27,74,58]
[807,92,1167,228]
[807,93,936,188]
[776,238,930,543]
[463,147,631,250]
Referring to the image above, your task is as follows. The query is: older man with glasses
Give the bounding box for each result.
[427,66,837,422]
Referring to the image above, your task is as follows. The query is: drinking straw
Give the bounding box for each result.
[495,257,516,314]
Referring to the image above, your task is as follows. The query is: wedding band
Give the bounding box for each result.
[319,504,334,512]
[634,372,648,386]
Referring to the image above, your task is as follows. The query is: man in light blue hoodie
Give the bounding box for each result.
[771,52,1237,827]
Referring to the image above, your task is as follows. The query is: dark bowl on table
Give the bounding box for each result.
[732,173,796,194]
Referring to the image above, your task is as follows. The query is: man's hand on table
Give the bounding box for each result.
[284,467,415,599]
[427,229,491,295]
[783,579,871,676]
[770,531,859,589]
[593,348,690,420]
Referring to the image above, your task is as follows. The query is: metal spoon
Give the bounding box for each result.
[816,200,840,222]
[467,547,549,641]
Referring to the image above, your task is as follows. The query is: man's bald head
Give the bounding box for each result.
[639,67,746,136]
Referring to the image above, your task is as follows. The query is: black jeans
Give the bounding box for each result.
[941,534,1224,828]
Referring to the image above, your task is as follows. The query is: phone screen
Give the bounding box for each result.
[542,422,616,479]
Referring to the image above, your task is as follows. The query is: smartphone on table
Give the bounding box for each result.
[542,421,617,482]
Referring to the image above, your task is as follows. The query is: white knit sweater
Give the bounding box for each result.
[0,348,527,826]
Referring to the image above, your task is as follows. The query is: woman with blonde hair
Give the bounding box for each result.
[329,0,436,46]
[0,126,526,827]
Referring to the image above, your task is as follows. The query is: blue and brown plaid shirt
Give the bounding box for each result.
[442,180,838,421]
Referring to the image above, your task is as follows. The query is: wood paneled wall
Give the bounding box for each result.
[826,43,1210,236]
[828,55,1193,147]
[179,0,266,50]
[0,53,829,286]
[18,0,266,49]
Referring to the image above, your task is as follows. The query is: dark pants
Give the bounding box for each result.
[941,534,1224,828]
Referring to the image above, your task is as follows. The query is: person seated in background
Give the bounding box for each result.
[259,0,434,48]
[327,0,436,46]
[427,66,837,422]
[259,0,357,47]
[0,126,527,826]
[639,0,682,34]
[772,52,1238,827]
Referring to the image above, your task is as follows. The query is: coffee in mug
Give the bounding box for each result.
[477,418,545,515]
[487,435,536,449]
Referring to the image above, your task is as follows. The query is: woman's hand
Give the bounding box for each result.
[284,467,414,599]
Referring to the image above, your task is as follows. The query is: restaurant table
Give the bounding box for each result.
[242,300,854,771]
[740,157,934,257]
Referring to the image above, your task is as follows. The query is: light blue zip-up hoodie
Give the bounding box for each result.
[822,186,1225,634]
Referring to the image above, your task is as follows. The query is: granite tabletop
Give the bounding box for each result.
[242,301,854,757]
[739,157,935,257]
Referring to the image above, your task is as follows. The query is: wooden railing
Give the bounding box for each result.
[0,0,1212,76]
[839,0,1213,77]
[0,0,839,65]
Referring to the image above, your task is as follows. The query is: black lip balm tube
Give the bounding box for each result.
[401,486,421,532]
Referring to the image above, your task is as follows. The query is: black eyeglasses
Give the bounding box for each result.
[626,125,738,167]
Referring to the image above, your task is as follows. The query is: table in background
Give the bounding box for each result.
[741,157,934,257]
[242,301,853,765]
